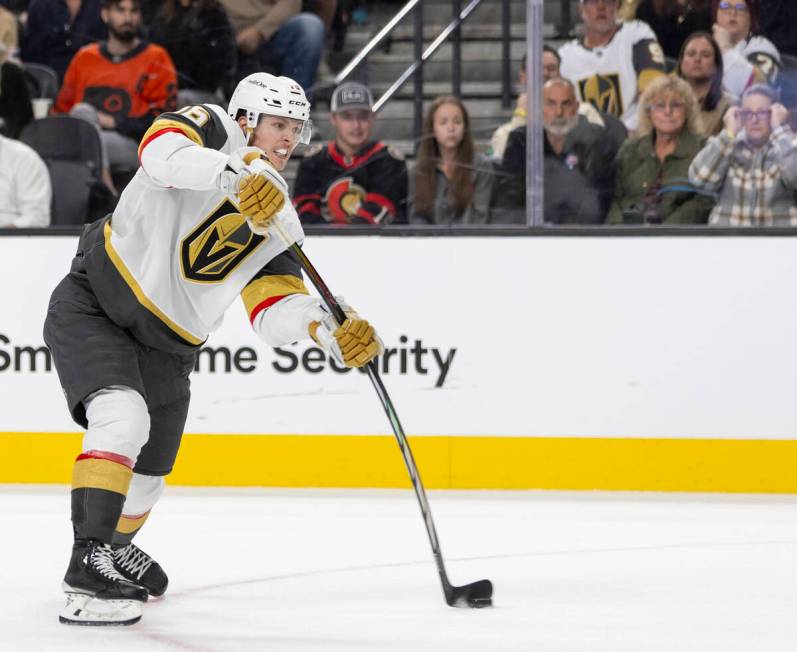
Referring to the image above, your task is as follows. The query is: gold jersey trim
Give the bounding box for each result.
[241,274,309,316]
[103,221,205,346]
[138,118,204,158]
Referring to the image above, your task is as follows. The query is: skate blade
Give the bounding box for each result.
[59,592,142,626]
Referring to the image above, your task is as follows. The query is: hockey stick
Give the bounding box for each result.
[274,227,492,608]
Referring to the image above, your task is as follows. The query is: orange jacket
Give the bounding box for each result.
[55,41,177,140]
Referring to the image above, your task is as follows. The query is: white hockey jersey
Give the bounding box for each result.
[559,20,666,130]
[722,35,781,98]
[88,104,309,349]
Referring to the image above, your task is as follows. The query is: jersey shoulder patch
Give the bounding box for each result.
[387,145,405,161]
[143,104,229,152]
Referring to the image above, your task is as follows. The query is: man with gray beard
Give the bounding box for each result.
[490,78,618,224]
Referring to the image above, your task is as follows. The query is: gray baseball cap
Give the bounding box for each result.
[330,82,374,113]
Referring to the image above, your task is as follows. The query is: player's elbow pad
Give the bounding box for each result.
[253,294,325,347]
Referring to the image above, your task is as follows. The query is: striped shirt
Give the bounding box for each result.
[688,126,797,226]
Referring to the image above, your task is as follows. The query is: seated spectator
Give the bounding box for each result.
[293,81,407,225]
[148,0,236,106]
[21,0,106,82]
[689,84,797,225]
[759,0,797,59]
[676,31,735,135]
[492,77,618,224]
[634,0,712,59]
[489,48,627,161]
[559,0,667,130]
[0,132,51,227]
[0,42,33,138]
[54,0,177,189]
[410,95,493,225]
[488,47,560,161]
[711,0,780,97]
[608,75,714,224]
[220,0,323,95]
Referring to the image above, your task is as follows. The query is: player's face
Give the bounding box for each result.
[715,0,750,43]
[330,108,374,152]
[648,92,688,137]
[740,92,772,146]
[680,36,717,83]
[542,51,561,82]
[249,115,304,171]
[102,0,141,43]
[432,102,465,152]
[579,0,618,35]
[542,82,578,135]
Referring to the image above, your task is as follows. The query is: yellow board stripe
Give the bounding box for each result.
[103,221,204,345]
[4,432,797,493]
[116,511,150,534]
[73,457,133,494]
[241,274,309,316]
[138,118,203,158]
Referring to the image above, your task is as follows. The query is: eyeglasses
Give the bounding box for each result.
[740,109,772,122]
[717,2,749,12]
[649,101,686,112]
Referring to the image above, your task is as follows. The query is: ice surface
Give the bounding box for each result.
[2,486,797,651]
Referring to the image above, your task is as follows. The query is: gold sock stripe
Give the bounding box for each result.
[73,457,133,495]
[116,511,150,535]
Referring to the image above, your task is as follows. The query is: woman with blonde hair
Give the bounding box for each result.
[608,75,715,224]
[411,95,494,224]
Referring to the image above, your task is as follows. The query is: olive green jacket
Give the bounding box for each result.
[607,130,715,224]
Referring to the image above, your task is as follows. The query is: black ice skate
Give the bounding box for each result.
[60,539,148,626]
[113,542,168,597]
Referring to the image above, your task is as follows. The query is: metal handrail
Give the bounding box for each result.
[334,0,421,85]
[373,0,485,113]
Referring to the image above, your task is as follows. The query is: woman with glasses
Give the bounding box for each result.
[690,84,797,225]
[607,75,714,224]
[711,0,781,96]
[676,31,736,135]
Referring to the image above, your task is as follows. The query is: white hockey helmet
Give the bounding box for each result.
[228,73,313,144]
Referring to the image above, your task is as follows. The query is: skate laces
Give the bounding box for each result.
[114,544,153,580]
[89,543,129,582]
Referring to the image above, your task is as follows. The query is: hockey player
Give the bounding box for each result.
[559,0,667,130]
[43,72,384,626]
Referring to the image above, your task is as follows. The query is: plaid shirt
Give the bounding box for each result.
[688,125,797,226]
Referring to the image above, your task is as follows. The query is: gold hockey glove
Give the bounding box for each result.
[309,302,384,368]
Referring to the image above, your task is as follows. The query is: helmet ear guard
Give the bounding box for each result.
[228,73,313,144]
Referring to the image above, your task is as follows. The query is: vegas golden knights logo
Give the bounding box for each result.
[180,200,266,282]
[579,73,623,117]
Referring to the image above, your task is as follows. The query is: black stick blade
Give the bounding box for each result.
[446,579,493,608]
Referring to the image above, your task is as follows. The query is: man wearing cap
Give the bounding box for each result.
[293,81,408,225]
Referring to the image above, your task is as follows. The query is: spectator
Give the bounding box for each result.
[676,31,735,135]
[493,77,618,224]
[0,42,33,138]
[148,0,236,106]
[618,0,641,20]
[220,0,323,94]
[759,0,797,58]
[489,48,627,161]
[411,95,494,225]
[0,133,51,227]
[634,0,712,59]
[54,0,177,187]
[711,0,780,96]
[293,81,408,225]
[690,84,797,225]
[488,49,560,161]
[0,0,19,57]
[559,0,667,130]
[608,75,714,224]
[21,0,106,82]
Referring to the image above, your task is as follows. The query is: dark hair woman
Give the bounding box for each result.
[411,95,494,224]
[676,31,736,135]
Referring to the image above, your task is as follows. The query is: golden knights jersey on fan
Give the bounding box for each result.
[293,141,409,225]
[79,102,308,352]
[559,20,666,130]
